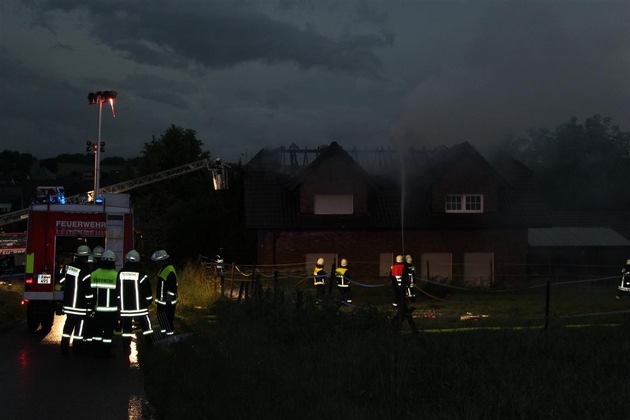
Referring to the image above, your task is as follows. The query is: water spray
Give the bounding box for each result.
[400,148,405,255]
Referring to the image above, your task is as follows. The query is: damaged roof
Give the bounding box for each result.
[244,142,551,230]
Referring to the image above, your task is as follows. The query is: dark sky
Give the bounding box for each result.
[1,0,628,162]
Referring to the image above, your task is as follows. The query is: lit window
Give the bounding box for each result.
[445,194,483,213]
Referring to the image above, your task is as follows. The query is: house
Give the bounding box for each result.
[243,142,551,287]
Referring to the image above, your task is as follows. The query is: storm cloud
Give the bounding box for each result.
[1,0,628,161]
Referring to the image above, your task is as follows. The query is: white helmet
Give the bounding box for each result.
[151,250,170,262]
[76,245,91,256]
[626,259,630,265]
[316,257,324,266]
[340,258,347,267]
[92,246,105,258]
[395,255,403,263]
[101,250,117,262]
[125,250,140,262]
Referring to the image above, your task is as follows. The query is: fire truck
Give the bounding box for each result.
[2,157,230,332]
[23,193,133,331]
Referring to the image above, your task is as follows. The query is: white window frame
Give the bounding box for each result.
[445,194,483,213]
[314,194,354,215]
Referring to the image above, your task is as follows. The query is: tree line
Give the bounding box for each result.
[497,114,630,210]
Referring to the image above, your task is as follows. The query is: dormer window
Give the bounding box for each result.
[445,194,483,213]
[314,194,353,215]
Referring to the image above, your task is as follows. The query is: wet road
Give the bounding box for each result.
[1,314,157,420]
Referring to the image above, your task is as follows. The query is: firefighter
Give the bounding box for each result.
[89,250,120,357]
[405,254,417,302]
[59,245,94,355]
[152,250,178,336]
[616,259,630,300]
[92,245,104,263]
[391,255,406,307]
[390,255,419,333]
[118,250,154,352]
[335,258,352,304]
[313,257,326,304]
[215,247,225,278]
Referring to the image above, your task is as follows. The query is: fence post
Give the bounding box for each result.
[544,280,550,330]
[229,262,235,299]
[255,273,262,300]
[238,277,245,302]
[545,264,555,331]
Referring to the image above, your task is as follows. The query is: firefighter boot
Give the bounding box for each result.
[72,340,85,356]
[60,337,70,356]
[144,334,154,349]
[106,342,116,358]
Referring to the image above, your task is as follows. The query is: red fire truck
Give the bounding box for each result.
[23,193,134,332]
[0,157,229,332]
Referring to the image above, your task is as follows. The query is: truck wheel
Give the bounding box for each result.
[26,304,40,332]
[41,309,54,333]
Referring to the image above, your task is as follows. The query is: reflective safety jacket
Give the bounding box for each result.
[406,263,416,285]
[60,260,93,316]
[91,268,119,312]
[335,267,350,287]
[118,262,153,317]
[390,262,407,287]
[156,264,178,305]
[313,266,326,285]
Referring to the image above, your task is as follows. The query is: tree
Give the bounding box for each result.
[0,151,35,182]
[140,125,209,174]
[132,125,236,262]
[500,115,630,210]
[39,158,59,174]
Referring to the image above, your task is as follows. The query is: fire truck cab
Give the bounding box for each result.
[23,192,134,332]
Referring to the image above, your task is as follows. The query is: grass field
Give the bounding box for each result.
[140,263,630,420]
[2,263,629,419]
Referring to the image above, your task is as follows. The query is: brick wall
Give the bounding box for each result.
[257,228,528,285]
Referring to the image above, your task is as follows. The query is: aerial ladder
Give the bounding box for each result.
[0,157,229,227]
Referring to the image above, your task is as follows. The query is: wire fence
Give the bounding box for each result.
[198,255,630,330]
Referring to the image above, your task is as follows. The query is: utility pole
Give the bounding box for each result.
[87,91,117,202]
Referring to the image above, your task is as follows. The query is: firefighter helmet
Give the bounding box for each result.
[76,245,91,256]
[125,250,140,262]
[92,245,104,258]
[101,250,117,262]
[87,254,96,264]
[626,259,630,265]
[151,250,170,262]
[395,255,403,263]
[316,257,324,266]
[341,258,347,267]
[405,255,413,264]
